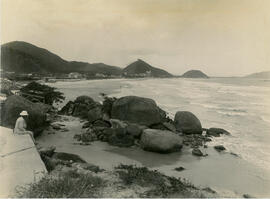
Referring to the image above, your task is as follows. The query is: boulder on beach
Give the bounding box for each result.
[192,148,203,156]
[59,95,100,119]
[111,96,166,126]
[214,145,226,152]
[206,128,230,137]
[59,101,75,115]
[0,95,49,136]
[140,129,183,153]
[174,111,202,134]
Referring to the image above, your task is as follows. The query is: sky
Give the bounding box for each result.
[1,0,270,76]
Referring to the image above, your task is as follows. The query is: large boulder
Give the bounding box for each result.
[174,111,202,134]
[111,96,166,126]
[140,129,183,153]
[0,95,49,136]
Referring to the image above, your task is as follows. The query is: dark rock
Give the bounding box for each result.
[126,124,142,138]
[87,106,103,123]
[163,122,177,132]
[174,111,202,134]
[74,95,96,104]
[111,96,166,126]
[60,96,100,119]
[243,194,254,198]
[40,155,58,171]
[72,103,90,118]
[214,145,226,152]
[52,152,87,163]
[140,129,183,153]
[230,152,239,157]
[192,148,203,156]
[174,166,185,172]
[150,123,169,131]
[92,119,111,128]
[59,101,75,115]
[206,128,230,137]
[38,146,56,157]
[82,121,91,129]
[0,95,49,136]
[107,128,135,147]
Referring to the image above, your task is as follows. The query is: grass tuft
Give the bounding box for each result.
[115,164,196,197]
[16,171,104,198]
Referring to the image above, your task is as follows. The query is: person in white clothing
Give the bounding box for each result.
[14,111,36,144]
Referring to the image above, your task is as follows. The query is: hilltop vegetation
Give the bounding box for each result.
[1,41,122,75]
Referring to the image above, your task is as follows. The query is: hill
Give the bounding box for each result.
[244,71,270,79]
[1,41,122,75]
[123,59,173,78]
[181,70,209,78]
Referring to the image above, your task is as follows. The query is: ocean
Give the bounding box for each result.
[49,77,270,197]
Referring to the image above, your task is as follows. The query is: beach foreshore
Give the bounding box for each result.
[34,114,262,198]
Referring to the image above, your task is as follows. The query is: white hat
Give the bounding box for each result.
[20,111,28,116]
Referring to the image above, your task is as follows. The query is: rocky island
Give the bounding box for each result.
[181,70,209,78]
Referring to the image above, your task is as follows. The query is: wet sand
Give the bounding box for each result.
[37,115,270,197]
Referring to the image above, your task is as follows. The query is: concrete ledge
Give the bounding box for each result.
[0,126,47,197]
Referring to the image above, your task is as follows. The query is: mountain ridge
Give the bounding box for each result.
[1,41,122,75]
[1,41,172,77]
[244,71,270,79]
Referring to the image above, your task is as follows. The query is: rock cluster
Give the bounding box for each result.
[59,95,101,119]
[62,95,230,155]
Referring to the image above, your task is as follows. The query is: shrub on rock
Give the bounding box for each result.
[140,129,183,153]
[174,111,202,134]
[111,96,166,126]
[52,152,87,163]
[0,95,49,136]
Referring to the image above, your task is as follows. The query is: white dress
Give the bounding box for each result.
[14,117,27,134]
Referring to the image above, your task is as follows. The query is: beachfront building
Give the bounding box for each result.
[68,72,82,79]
